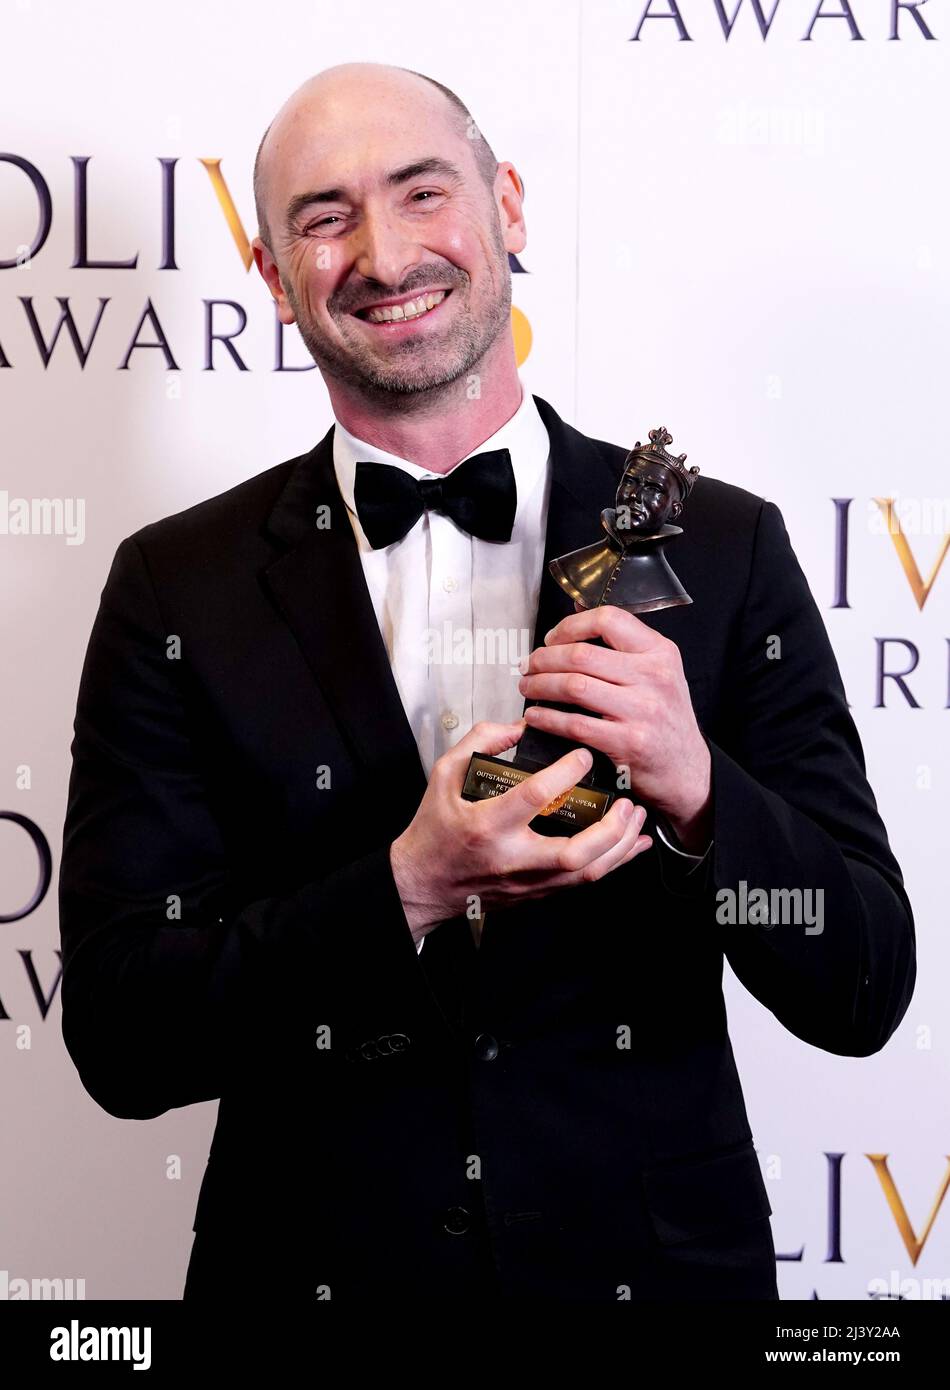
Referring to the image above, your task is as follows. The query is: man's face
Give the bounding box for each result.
[616,461,683,534]
[253,78,524,398]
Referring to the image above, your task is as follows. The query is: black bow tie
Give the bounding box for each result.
[353,448,517,550]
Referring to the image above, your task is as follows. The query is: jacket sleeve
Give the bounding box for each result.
[704,500,915,1057]
[58,535,425,1121]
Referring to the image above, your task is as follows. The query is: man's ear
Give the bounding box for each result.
[252,235,296,325]
[495,162,526,256]
[669,499,683,522]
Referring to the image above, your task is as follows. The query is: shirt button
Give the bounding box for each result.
[443,575,458,593]
[443,1206,471,1236]
[474,1033,500,1062]
[441,712,460,731]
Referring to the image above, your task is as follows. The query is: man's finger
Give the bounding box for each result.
[523,640,643,687]
[564,828,653,884]
[439,719,526,775]
[531,797,647,874]
[545,606,659,654]
[618,834,653,866]
[488,746,594,831]
[522,704,624,761]
[580,828,653,882]
[520,671,629,719]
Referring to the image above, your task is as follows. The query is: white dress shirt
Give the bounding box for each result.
[332,385,708,952]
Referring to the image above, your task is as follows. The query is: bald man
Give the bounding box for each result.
[59,64,914,1303]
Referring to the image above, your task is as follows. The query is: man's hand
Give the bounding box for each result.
[517,606,712,853]
[389,719,652,943]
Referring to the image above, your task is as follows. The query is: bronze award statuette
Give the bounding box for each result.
[461,427,700,836]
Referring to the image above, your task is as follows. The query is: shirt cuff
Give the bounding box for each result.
[653,816,713,871]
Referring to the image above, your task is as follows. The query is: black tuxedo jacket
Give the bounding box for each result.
[58,396,915,1302]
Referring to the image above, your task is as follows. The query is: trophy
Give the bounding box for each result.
[461,427,700,835]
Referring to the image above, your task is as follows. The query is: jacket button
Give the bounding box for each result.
[474,1033,500,1062]
[443,1206,471,1236]
[388,1033,411,1053]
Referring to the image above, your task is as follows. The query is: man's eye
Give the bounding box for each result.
[304,216,344,234]
[410,189,443,203]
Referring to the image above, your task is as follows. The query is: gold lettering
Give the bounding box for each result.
[867,1153,950,1266]
[199,159,253,270]
[873,499,949,610]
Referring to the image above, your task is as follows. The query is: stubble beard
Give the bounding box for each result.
[283,223,513,410]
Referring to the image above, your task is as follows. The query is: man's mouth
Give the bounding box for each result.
[352,289,452,325]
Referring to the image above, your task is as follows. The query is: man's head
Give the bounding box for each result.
[251,64,526,406]
[616,460,686,534]
[614,428,699,535]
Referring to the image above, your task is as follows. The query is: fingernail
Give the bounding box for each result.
[576,748,593,769]
[621,799,634,820]
[544,627,556,644]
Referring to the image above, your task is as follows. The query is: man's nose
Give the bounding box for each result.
[351,209,424,288]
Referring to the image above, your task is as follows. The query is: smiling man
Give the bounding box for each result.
[59,63,915,1303]
[252,66,528,464]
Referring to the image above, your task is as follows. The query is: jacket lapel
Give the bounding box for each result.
[469,397,626,973]
[530,395,625,650]
[260,427,427,825]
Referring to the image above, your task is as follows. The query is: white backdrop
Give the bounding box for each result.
[1,0,947,1300]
